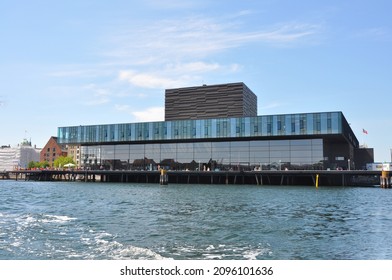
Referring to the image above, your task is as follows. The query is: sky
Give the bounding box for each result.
[0,0,391,162]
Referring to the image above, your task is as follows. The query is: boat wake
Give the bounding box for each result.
[157,242,272,260]
[0,212,167,260]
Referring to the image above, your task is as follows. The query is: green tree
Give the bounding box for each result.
[27,161,50,169]
[54,156,75,168]
[38,161,50,168]
[28,161,36,169]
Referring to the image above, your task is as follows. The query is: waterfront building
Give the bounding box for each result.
[58,83,370,171]
[67,144,81,167]
[0,140,41,171]
[40,136,68,167]
[355,146,374,170]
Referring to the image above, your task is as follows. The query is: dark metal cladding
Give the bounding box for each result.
[165,82,257,121]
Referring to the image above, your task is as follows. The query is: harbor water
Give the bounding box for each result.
[1,180,392,260]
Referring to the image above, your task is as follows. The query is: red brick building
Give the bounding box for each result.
[40,136,67,167]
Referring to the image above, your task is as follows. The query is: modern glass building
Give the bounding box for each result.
[58,111,360,171]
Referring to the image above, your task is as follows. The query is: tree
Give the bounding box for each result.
[28,161,36,169]
[54,156,75,168]
[39,161,50,168]
[27,161,50,169]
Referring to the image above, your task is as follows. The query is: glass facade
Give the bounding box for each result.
[80,139,324,171]
[58,111,358,171]
[58,112,343,144]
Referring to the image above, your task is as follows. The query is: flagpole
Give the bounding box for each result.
[362,128,368,147]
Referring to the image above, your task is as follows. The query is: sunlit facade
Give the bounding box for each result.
[58,111,359,171]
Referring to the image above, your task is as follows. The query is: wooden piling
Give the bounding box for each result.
[159,169,168,185]
[381,170,390,188]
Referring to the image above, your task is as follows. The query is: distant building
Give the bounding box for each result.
[58,82,372,171]
[40,136,67,167]
[165,82,257,121]
[354,147,374,169]
[67,144,81,167]
[0,140,41,171]
[366,162,392,171]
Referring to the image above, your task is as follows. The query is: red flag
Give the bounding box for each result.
[362,129,368,134]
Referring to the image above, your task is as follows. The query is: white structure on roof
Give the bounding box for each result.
[366,162,392,171]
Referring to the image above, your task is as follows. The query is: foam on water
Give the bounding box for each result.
[0,209,272,260]
[0,212,167,260]
[159,243,272,260]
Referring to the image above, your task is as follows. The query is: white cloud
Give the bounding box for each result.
[105,17,320,62]
[52,13,322,113]
[83,83,112,106]
[167,62,221,73]
[115,104,132,112]
[104,17,320,90]
[118,71,187,89]
[260,102,285,110]
[133,107,164,122]
[116,105,164,122]
[354,27,391,41]
[117,60,243,89]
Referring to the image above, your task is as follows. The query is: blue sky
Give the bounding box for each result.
[0,0,391,162]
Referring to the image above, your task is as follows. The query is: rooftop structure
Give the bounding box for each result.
[165,82,257,121]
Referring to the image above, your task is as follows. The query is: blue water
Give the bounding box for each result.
[1,180,391,260]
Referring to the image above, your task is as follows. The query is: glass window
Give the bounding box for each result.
[230,141,249,165]
[194,142,211,163]
[212,142,230,164]
[101,145,115,159]
[177,143,194,166]
[316,121,321,131]
[291,139,312,146]
[145,144,161,166]
[270,140,289,146]
[267,123,272,133]
[250,140,269,148]
[160,144,177,164]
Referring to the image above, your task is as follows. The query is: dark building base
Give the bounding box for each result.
[8,170,384,187]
